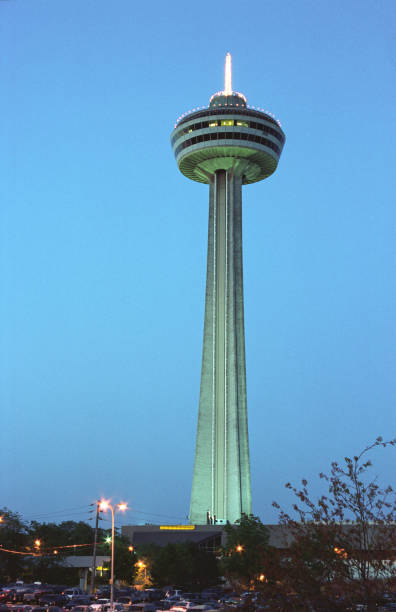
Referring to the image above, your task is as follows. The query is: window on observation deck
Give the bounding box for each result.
[174,131,282,157]
[236,121,249,127]
[221,120,234,126]
[209,121,219,127]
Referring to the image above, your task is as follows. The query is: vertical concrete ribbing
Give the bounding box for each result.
[214,170,227,520]
[189,166,252,525]
[230,171,252,516]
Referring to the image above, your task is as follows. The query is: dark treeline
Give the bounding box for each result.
[0,509,134,584]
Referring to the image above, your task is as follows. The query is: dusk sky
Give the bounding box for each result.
[1,0,395,530]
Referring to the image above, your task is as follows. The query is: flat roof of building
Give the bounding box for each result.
[121,524,292,549]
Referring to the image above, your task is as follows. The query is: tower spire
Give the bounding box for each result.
[224,52,232,95]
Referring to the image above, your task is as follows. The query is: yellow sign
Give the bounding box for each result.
[159,525,195,530]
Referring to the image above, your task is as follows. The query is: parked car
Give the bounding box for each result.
[70,598,92,607]
[128,606,158,612]
[39,595,69,607]
[200,591,223,602]
[16,590,34,603]
[4,588,23,603]
[165,597,183,605]
[143,591,164,603]
[179,595,200,603]
[23,591,43,603]
[171,602,202,611]
[63,590,85,600]
[188,607,219,612]
[165,592,183,600]
[116,597,139,607]
[101,605,123,612]
[90,599,110,611]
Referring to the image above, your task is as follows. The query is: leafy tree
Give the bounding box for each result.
[272,437,396,611]
[221,514,270,590]
[0,508,30,581]
[26,520,97,584]
[92,529,136,585]
[111,532,137,584]
[0,512,137,586]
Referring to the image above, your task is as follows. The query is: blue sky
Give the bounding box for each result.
[1,0,395,528]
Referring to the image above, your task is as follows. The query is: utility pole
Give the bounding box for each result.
[90,501,100,594]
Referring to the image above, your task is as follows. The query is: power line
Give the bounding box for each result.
[0,543,95,556]
[30,511,93,521]
[24,505,92,520]
[10,504,187,525]
[129,508,187,521]
[0,548,39,556]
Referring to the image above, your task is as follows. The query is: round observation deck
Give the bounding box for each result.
[171,103,285,184]
[171,54,285,185]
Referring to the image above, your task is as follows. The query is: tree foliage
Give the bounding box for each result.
[0,512,135,585]
[222,513,270,590]
[0,508,30,581]
[272,437,396,610]
[107,532,137,584]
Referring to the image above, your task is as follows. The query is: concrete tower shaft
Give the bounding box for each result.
[190,163,251,525]
[171,55,285,524]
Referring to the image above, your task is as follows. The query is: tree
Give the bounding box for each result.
[110,532,137,584]
[0,512,136,586]
[272,437,396,611]
[0,508,30,581]
[88,528,137,585]
[221,513,270,590]
[27,520,97,584]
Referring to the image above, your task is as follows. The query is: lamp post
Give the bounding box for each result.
[99,500,128,611]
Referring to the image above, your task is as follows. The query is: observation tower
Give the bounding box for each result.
[171,54,285,525]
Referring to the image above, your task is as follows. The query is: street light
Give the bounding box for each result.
[99,499,128,611]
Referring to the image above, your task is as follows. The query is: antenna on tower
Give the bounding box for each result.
[224,52,232,95]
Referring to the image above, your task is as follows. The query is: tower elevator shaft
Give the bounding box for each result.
[189,168,252,525]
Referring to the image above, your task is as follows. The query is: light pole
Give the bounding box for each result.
[99,500,128,611]
[90,500,101,595]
